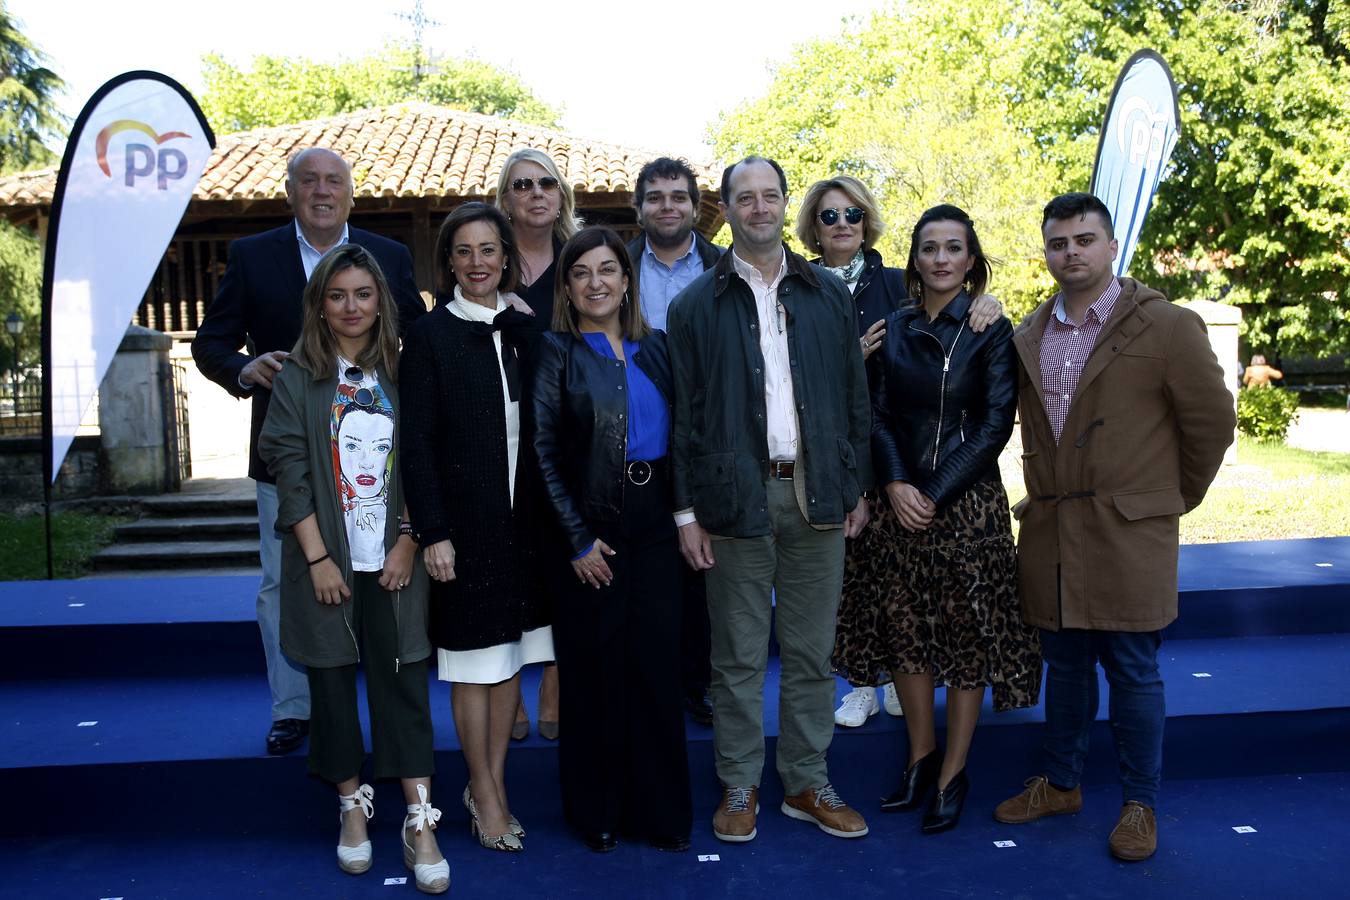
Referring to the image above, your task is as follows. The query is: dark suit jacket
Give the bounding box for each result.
[191,223,425,482]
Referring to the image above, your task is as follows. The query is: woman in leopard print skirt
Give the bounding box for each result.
[832,204,1041,835]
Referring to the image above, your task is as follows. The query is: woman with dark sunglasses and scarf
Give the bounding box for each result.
[526,226,692,854]
[259,245,447,893]
[400,202,553,854]
[492,147,579,742]
[794,177,1004,731]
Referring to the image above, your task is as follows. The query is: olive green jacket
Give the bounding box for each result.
[258,360,431,669]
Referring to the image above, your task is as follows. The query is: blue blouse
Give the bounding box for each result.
[581,331,669,461]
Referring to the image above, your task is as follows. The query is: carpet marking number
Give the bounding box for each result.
[1192,673,1212,678]
[1315,562,1332,568]
[77,721,98,727]
[993,840,1017,848]
[1232,825,1257,834]
[68,602,85,607]
[384,877,407,885]
[698,854,721,862]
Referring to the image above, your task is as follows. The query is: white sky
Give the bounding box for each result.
[11,0,884,162]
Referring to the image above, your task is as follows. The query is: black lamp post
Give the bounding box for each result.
[4,312,22,419]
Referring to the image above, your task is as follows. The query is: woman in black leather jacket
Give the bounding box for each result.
[527,226,692,854]
[832,205,1041,835]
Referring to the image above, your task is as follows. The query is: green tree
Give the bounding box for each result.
[198,42,561,133]
[712,1,1350,355]
[0,4,62,373]
[0,3,64,174]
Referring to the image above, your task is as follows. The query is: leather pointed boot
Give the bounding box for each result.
[921,769,969,834]
[881,748,941,812]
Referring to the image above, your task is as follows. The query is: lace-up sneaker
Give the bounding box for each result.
[834,687,880,727]
[993,775,1083,824]
[712,786,759,842]
[1108,801,1157,860]
[882,682,903,717]
[782,784,869,838]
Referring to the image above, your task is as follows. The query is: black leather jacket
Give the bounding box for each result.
[527,329,673,556]
[871,291,1017,509]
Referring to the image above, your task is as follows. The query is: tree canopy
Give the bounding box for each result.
[198,42,562,133]
[712,0,1350,357]
[0,2,64,174]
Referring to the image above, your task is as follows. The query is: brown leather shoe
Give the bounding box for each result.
[712,786,759,843]
[993,776,1083,824]
[781,784,869,838]
[1109,801,1157,860]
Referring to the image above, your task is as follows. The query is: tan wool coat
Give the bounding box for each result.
[1012,278,1236,632]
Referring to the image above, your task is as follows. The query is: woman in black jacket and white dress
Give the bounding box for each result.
[399,202,553,853]
[831,204,1040,834]
[527,226,692,854]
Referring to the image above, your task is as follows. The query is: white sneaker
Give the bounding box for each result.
[834,687,880,727]
[883,682,903,717]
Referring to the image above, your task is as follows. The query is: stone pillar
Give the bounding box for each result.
[1178,299,1241,465]
[99,325,175,494]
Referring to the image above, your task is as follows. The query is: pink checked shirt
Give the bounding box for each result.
[1040,278,1121,443]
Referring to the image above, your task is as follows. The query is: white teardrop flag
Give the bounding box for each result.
[42,71,215,483]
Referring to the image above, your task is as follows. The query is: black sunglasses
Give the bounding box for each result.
[343,366,374,408]
[510,176,560,194]
[819,206,865,226]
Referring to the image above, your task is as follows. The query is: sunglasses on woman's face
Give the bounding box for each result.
[818,206,865,226]
[343,366,375,408]
[510,176,560,194]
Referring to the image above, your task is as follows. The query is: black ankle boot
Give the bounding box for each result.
[881,748,942,812]
[921,769,969,834]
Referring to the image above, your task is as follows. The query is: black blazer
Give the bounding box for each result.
[871,290,1017,509]
[528,330,673,557]
[191,224,425,482]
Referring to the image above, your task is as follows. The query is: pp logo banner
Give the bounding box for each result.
[95,120,193,190]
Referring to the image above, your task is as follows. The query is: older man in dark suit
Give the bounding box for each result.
[192,147,425,755]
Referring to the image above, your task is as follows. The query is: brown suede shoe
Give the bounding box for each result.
[1109,801,1157,860]
[993,776,1084,824]
[712,786,759,843]
[781,784,869,838]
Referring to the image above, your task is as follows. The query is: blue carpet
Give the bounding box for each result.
[2,537,1348,897]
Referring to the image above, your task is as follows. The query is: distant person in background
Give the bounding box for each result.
[627,156,723,727]
[994,192,1234,862]
[530,227,692,853]
[793,176,1002,730]
[192,147,424,757]
[1242,354,1283,388]
[494,147,579,741]
[258,245,446,893]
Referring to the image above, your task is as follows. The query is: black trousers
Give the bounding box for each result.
[307,573,435,784]
[552,464,693,839]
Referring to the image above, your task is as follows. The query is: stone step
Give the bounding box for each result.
[139,494,257,517]
[91,539,260,571]
[115,516,259,541]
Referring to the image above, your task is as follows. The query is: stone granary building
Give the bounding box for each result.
[0,101,723,337]
[0,103,721,493]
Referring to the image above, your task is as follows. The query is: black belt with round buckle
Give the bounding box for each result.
[626,460,653,486]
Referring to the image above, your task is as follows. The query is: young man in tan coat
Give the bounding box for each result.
[994,192,1235,861]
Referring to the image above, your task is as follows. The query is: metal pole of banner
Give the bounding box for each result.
[41,295,54,581]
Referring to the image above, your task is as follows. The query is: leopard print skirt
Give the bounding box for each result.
[833,480,1042,712]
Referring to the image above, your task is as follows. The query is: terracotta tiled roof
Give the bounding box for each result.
[0,103,719,208]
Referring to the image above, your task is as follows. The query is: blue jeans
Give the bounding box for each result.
[1039,628,1164,808]
[256,481,310,722]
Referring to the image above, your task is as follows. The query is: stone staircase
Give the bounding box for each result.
[90,477,261,574]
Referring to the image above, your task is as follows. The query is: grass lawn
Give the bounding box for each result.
[1000,435,1350,544]
[0,511,133,581]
